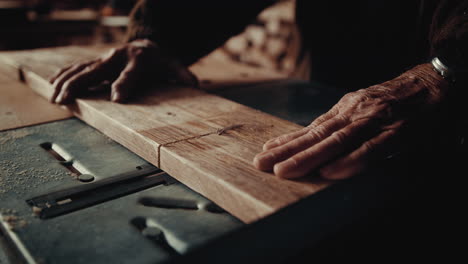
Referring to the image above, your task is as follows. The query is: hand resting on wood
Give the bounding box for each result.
[49,39,198,104]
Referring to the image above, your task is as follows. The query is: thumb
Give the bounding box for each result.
[110,61,138,103]
[167,61,199,88]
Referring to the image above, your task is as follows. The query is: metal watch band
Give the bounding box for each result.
[431,57,455,82]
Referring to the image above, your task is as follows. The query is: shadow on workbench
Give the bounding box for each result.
[173,147,463,263]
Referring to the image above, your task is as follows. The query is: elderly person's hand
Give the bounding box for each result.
[254,64,450,180]
[49,39,198,104]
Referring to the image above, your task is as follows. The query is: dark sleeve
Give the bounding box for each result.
[430,1,468,74]
[126,0,275,65]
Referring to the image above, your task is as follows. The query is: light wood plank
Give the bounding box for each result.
[0,46,331,223]
[0,64,72,132]
[160,108,330,220]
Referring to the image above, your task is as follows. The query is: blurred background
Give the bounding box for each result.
[0,0,134,50]
[0,0,305,78]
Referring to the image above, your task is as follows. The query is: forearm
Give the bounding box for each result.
[126,0,275,65]
[430,0,468,82]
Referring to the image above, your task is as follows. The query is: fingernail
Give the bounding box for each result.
[253,155,265,170]
[274,160,296,179]
[263,142,276,151]
[111,92,120,102]
[253,152,276,171]
[55,94,63,104]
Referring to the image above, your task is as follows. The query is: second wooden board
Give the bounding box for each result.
[0,64,72,132]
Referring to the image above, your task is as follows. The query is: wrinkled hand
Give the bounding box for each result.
[254,64,450,180]
[49,39,198,104]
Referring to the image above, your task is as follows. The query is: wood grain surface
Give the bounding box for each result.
[0,46,331,223]
[0,64,72,132]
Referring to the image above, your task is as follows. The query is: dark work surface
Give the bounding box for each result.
[211,79,345,126]
[0,119,242,264]
[0,232,13,264]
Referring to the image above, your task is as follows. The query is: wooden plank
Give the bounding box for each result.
[0,64,72,132]
[160,110,330,220]
[0,46,331,223]
[0,44,287,91]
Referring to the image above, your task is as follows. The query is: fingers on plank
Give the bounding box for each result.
[319,128,399,180]
[253,115,348,171]
[262,106,339,151]
[271,118,380,179]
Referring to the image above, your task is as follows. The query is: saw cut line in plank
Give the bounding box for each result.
[0,46,331,223]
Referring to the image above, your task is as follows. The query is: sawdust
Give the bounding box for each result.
[0,125,84,196]
[0,160,64,195]
[0,209,28,230]
[0,208,15,215]
[0,130,31,144]
[32,206,42,216]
